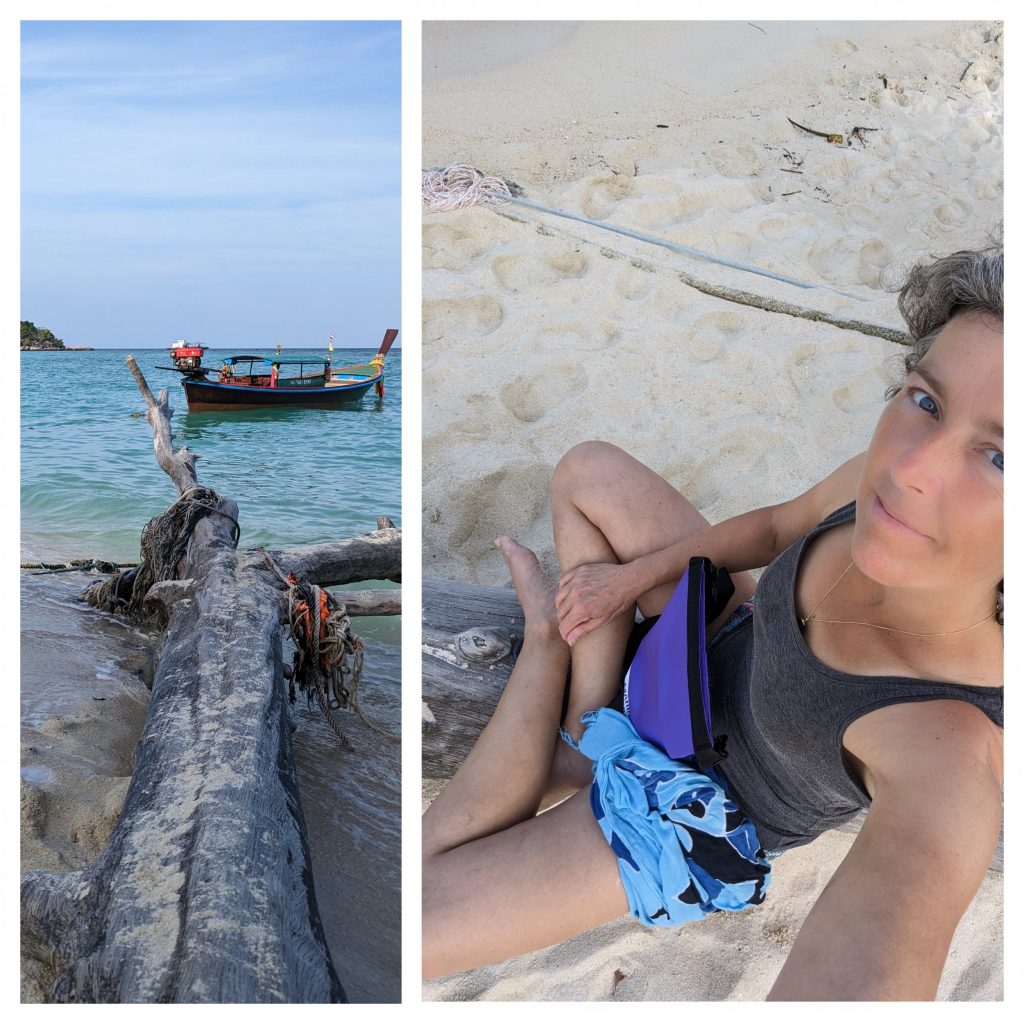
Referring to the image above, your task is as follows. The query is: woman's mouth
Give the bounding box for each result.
[873,494,929,540]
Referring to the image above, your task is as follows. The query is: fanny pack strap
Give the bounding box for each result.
[687,559,734,771]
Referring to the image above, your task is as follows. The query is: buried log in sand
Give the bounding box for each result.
[21,357,401,1003]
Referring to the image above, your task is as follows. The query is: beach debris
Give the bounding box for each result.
[22,557,131,575]
[612,968,629,994]
[781,191,802,197]
[655,123,669,128]
[787,117,844,145]
[83,483,239,625]
[422,163,516,211]
[849,125,880,146]
[747,22,767,36]
[960,60,974,82]
[424,163,861,297]
[279,569,398,746]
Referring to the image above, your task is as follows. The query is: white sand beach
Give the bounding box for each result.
[422,20,1003,1000]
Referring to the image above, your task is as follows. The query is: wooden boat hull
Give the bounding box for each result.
[183,374,381,412]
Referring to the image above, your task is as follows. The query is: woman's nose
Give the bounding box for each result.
[889,429,952,495]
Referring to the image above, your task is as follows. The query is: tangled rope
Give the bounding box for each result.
[23,558,137,575]
[284,571,398,748]
[83,485,239,623]
[422,163,516,211]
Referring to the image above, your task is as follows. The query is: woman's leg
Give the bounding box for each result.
[547,441,757,794]
[423,537,570,858]
[423,786,628,979]
[422,538,628,978]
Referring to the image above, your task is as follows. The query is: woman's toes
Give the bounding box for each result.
[495,537,559,629]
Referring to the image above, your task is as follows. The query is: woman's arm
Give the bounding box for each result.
[557,452,865,642]
[767,703,1003,1000]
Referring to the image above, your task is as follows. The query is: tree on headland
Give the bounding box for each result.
[21,321,65,350]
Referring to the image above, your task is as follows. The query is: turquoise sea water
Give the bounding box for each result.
[22,347,401,567]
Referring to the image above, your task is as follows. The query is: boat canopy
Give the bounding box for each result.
[221,356,329,371]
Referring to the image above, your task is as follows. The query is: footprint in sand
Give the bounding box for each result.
[499,360,589,423]
[579,175,636,220]
[706,143,761,179]
[446,461,553,564]
[784,341,883,403]
[521,322,620,355]
[684,310,749,363]
[933,197,970,227]
[614,265,656,301]
[422,294,504,343]
[807,234,890,288]
[423,222,492,271]
[491,249,587,293]
[825,38,859,55]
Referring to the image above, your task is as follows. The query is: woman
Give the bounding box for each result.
[423,245,1003,1000]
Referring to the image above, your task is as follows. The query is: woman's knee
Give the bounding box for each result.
[552,440,628,498]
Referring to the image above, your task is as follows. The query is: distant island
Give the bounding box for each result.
[21,320,94,351]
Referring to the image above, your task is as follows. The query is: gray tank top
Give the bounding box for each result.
[709,500,1003,853]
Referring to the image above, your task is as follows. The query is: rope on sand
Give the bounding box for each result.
[423,163,911,344]
[423,164,862,298]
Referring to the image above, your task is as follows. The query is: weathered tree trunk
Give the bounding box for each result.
[21,361,401,1002]
[422,575,1003,873]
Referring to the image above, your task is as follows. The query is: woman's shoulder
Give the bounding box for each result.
[845,698,1004,796]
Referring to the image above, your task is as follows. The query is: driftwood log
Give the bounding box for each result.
[422,576,1003,873]
[21,359,401,1003]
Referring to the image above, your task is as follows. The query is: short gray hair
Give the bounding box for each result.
[884,243,1003,401]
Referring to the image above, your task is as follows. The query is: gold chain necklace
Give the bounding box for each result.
[801,561,996,637]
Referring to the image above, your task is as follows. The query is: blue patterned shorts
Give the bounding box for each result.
[563,706,771,928]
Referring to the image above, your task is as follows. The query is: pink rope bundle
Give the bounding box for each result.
[422,163,513,211]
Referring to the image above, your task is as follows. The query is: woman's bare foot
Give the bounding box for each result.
[495,537,563,644]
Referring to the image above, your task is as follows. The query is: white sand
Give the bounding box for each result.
[422,20,1003,1001]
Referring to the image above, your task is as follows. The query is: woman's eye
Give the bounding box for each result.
[988,449,1004,473]
[908,387,939,416]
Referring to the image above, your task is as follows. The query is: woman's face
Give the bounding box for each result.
[852,313,1004,597]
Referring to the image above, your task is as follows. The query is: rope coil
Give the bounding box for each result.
[422,163,515,211]
[284,572,398,748]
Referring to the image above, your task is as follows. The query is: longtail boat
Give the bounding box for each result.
[160,329,398,412]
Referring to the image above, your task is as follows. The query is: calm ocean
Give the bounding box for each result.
[21,347,401,567]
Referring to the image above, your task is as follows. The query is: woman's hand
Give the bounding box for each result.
[556,562,639,646]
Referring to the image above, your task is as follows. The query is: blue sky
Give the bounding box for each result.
[21,21,400,348]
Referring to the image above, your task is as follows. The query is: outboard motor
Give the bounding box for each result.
[169,340,208,373]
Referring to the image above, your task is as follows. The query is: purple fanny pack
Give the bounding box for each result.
[623,557,735,770]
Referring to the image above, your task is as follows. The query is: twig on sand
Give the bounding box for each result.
[788,117,844,145]
[490,208,910,345]
[747,22,767,35]
[959,60,974,82]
